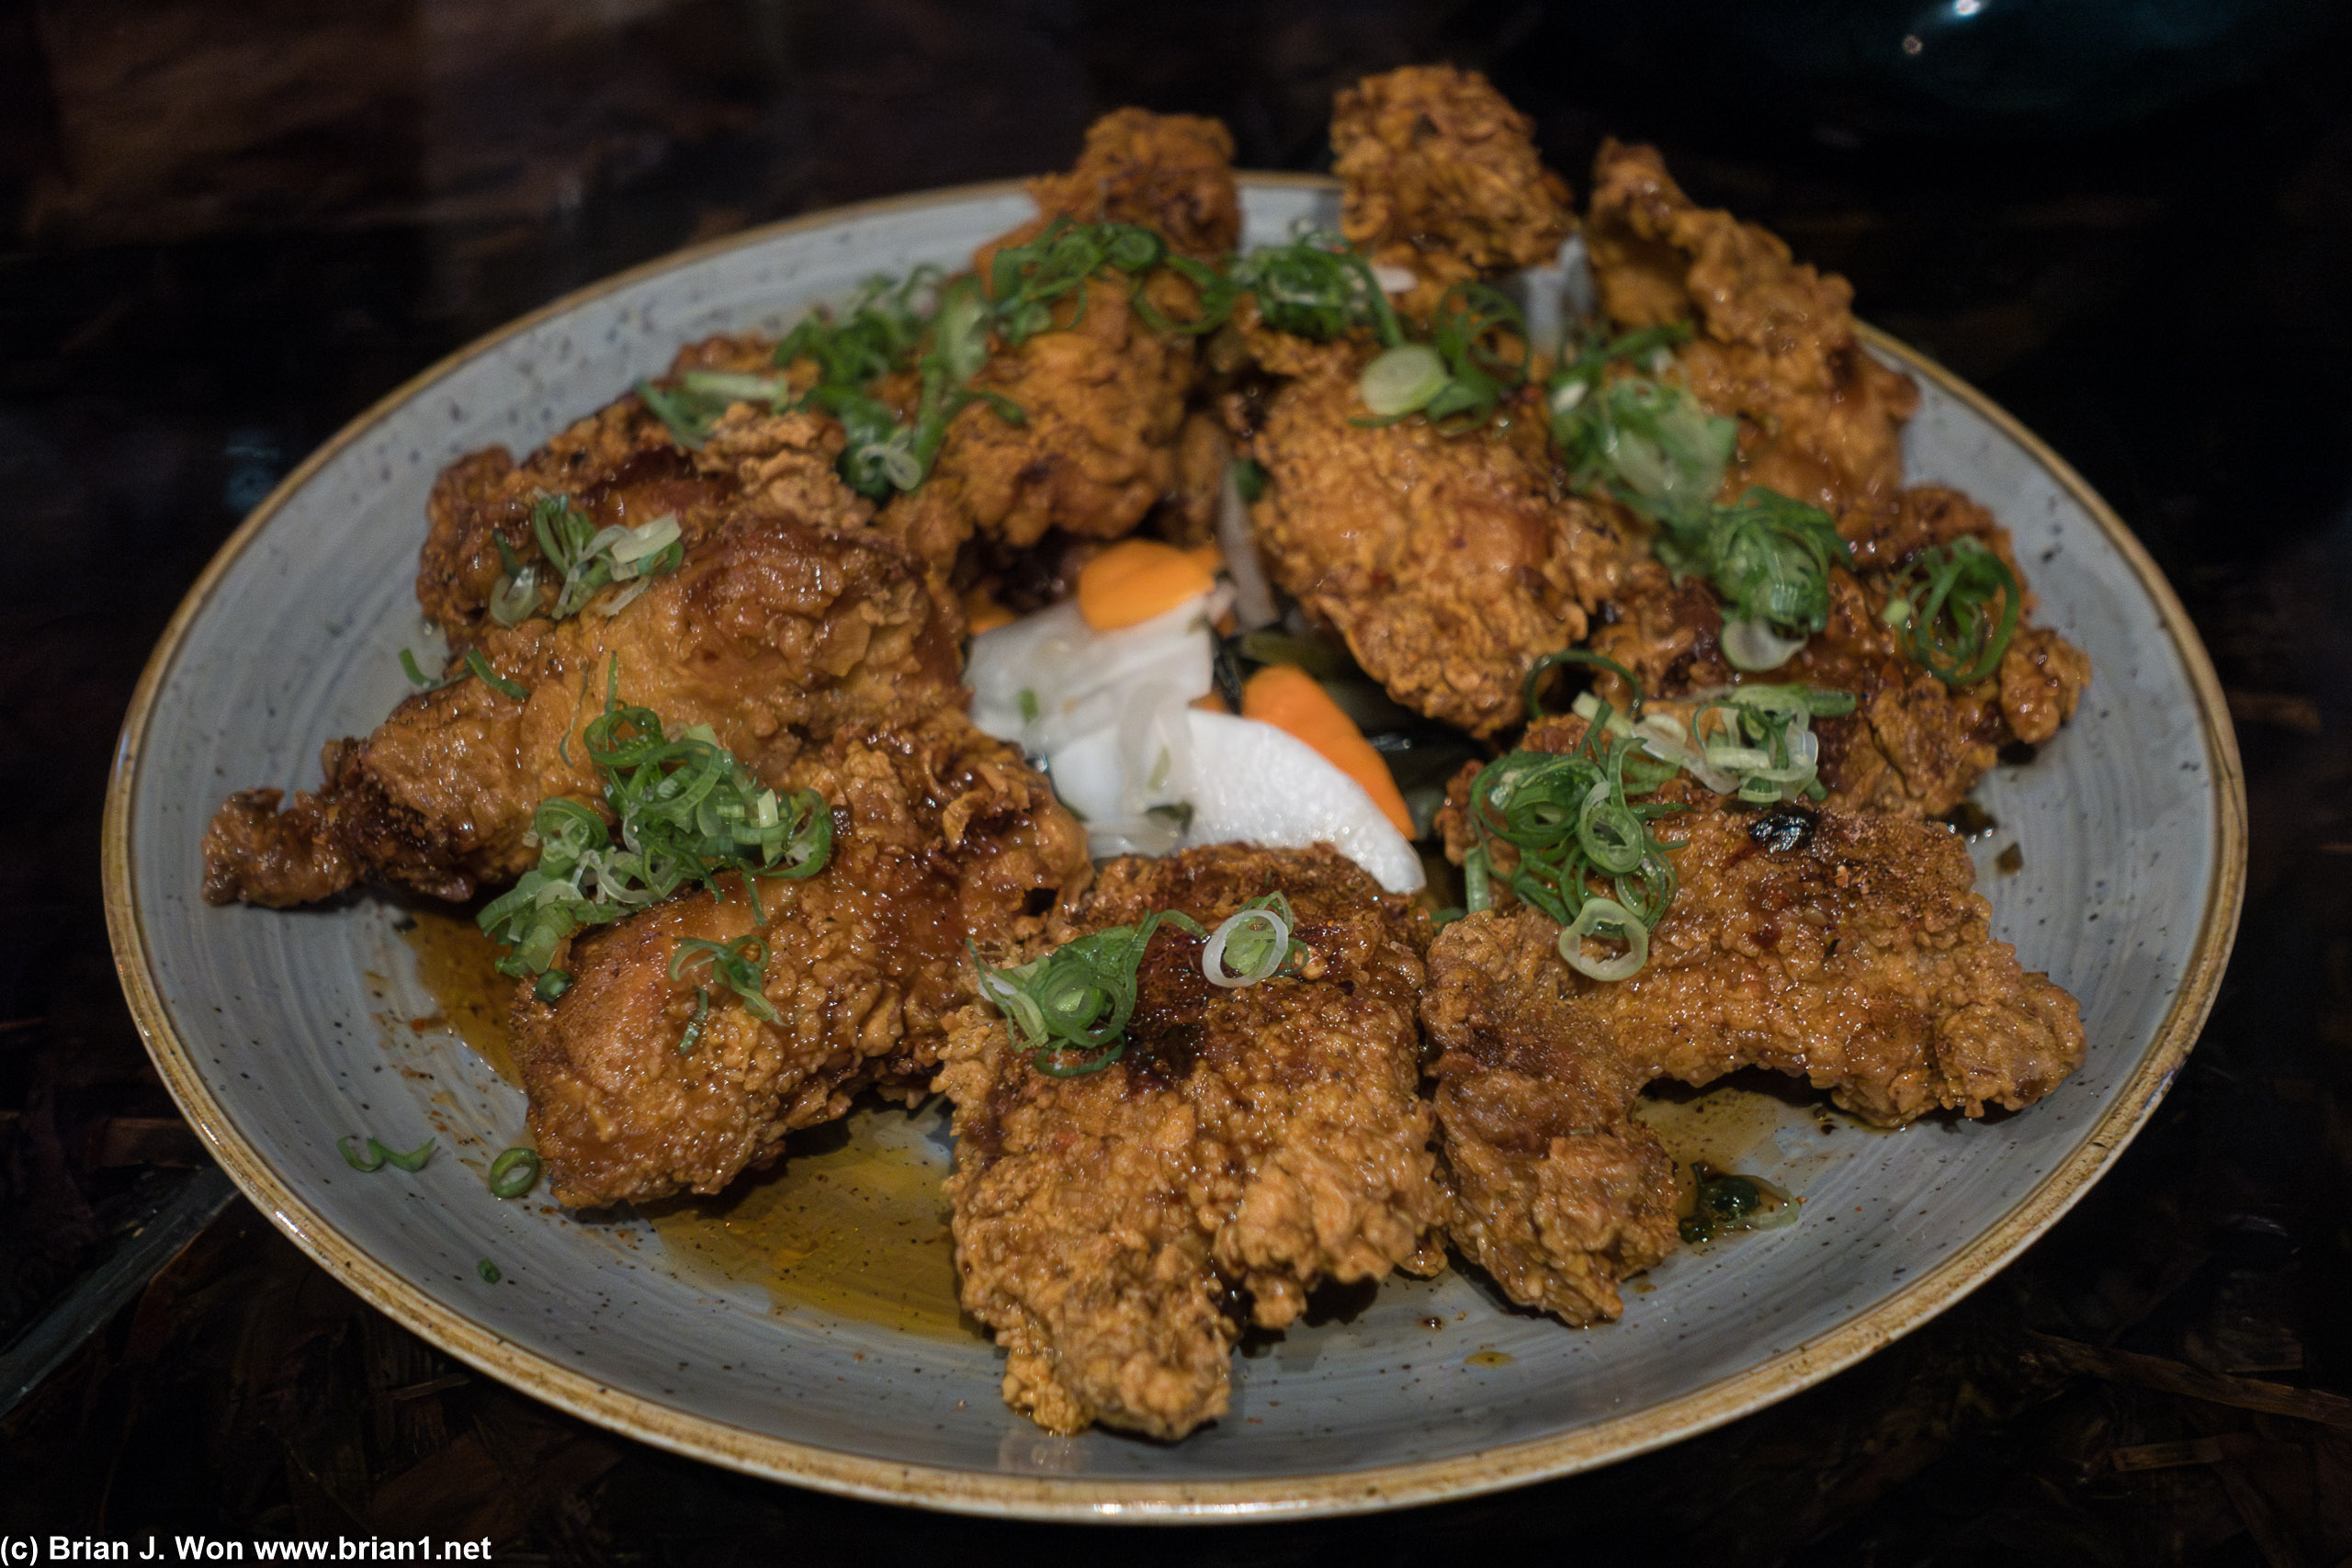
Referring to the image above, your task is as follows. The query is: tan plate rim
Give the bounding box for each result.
[102,174,2248,1523]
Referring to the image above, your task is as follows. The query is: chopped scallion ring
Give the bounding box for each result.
[1557,896,1649,982]
[487,1146,541,1200]
[1357,344,1447,418]
[1201,893,1303,987]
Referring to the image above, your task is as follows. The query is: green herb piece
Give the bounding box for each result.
[1352,284,1529,434]
[341,1134,435,1173]
[462,647,528,700]
[1649,488,1853,654]
[1882,537,2021,685]
[1461,716,1686,980]
[671,933,779,1023]
[1201,893,1305,987]
[477,1258,503,1283]
[1548,321,1732,526]
[1357,344,1448,419]
[1229,457,1269,503]
[1523,647,1646,721]
[399,648,458,692]
[477,663,833,983]
[676,987,711,1055]
[487,1147,541,1200]
[496,495,687,626]
[972,908,1209,1077]
[1225,234,1402,345]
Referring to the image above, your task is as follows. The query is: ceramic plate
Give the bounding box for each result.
[103,177,2245,1520]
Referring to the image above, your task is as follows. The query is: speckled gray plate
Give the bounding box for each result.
[104,177,2245,1520]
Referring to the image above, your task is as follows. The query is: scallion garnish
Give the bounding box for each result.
[671,933,779,1024]
[1587,682,1856,805]
[1224,233,1403,345]
[972,908,1209,1077]
[1549,321,1732,526]
[487,1146,541,1200]
[1882,538,2020,685]
[1352,284,1529,434]
[477,1259,502,1283]
[1652,489,1854,663]
[399,648,458,692]
[484,495,684,627]
[1200,893,1305,988]
[340,1134,435,1173]
[675,986,711,1055]
[1463,668,1686,979]
[478,661,832,983]
[463,647,528,700]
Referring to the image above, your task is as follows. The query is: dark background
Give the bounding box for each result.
[4,1,2350,1560]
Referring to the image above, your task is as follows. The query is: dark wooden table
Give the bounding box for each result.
[3,5,2347,1561]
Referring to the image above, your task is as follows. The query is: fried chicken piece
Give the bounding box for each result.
[1332,64,1576,319]
[511,712,1089,1208]
[879,111,1238,570]
[1426,730,2085,1324]
[935,844,1445,1438]
[1586,139,1919,517]
[1241,348,1636,738]
[201,513,959,908]
[1588,486,2091,815]
[1024,107,1240,264]
[415,335,861,637]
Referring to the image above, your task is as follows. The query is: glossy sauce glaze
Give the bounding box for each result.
[403,908,970,1338]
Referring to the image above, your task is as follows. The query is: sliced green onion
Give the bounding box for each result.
[1201,894,1302,988]
[1229,457,1269,503]
[672,933,780,1023]
[477,1258,503,1283]
[1525,647,1645,720]
[1357,344,1447,419]
[378,1136,435,1173]
[488,1147,541,1200]
[1885,538,2020,685]
[399,649,460,692]
[1557,896,1649,982]
[462,648,528,701]
[489,563,542,627]
[1719,616,1808,672]
[479,666,835,992]
[676,986,711,1055]
[973,908,1208,1077]
[339,1135,386,1172]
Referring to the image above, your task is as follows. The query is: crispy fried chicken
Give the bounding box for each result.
[1589,486,2092,815]
[935,844,1445,1438]
[1425,718,2084,1325]
[511,712,1088,1208]
[1331,64,1576,319]
[879,111,1239,571]
[415,335,855,637]
[201,513,959,908]
[1239,346,1634,739]
[1586,139,1919,518]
